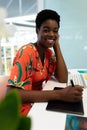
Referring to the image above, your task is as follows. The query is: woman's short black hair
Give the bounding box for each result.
[35,9,60,29]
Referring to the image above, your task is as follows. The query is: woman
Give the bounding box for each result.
[7,9,83,115]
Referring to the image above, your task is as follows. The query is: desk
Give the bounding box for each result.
[27,69,87,130]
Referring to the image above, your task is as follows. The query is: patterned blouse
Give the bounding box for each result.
[8,43,56,90]
[7,43,56,115]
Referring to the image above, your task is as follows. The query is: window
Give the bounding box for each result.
[0,0,37,17]
[0,0,44,75]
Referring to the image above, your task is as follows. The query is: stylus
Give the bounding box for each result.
[70,79,75,87]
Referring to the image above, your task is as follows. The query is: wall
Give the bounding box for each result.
[44,0,87,69]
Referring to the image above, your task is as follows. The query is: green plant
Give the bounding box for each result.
[0,90,31,130]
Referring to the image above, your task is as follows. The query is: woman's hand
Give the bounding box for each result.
[53,34,60,49]
[55,85,83,102]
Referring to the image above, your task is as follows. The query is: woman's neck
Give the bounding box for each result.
[35,42,47,53]
[34,42,46,65]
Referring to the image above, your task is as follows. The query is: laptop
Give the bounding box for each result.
[46,87,84,115]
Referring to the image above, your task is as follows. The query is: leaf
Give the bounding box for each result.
[0,90,21,130]
[18,116,31,130]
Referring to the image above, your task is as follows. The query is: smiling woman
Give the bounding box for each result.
[6,9,83,116]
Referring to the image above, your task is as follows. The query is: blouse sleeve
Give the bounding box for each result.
[8,44,34,90]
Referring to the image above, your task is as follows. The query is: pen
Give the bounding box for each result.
[70,79,75,87]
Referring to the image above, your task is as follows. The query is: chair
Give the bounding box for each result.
[0,75,9,100]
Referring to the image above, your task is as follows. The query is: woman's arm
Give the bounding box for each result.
[7,85,83,104]
[53,37,68,83]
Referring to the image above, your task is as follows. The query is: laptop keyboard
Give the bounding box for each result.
[67,73,87,88]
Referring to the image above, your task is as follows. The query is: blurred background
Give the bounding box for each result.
[0,0,87,75]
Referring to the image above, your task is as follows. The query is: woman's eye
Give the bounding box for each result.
[54,29,58,33]
[43,28,58,33]
[43,29,49,32]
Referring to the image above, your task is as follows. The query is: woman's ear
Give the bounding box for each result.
[36,28,39,34]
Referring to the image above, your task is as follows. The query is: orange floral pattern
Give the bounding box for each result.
[8,43,56,90]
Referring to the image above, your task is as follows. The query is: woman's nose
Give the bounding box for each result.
[49,31,54,36]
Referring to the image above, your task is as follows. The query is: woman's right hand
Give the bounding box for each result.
[55,85,83,102]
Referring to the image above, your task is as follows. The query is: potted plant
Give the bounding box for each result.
[0,90,31,130]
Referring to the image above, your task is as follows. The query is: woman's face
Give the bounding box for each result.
[36,19,59,49]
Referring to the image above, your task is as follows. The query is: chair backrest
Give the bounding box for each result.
[0,75,9,100]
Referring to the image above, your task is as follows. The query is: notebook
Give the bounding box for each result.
[46,87,84,115]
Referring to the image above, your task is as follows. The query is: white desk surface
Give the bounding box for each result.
[27,69,87,130]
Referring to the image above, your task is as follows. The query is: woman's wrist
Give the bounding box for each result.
[51,90,62,100]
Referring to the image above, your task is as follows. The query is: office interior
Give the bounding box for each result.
[0,0,87,76]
